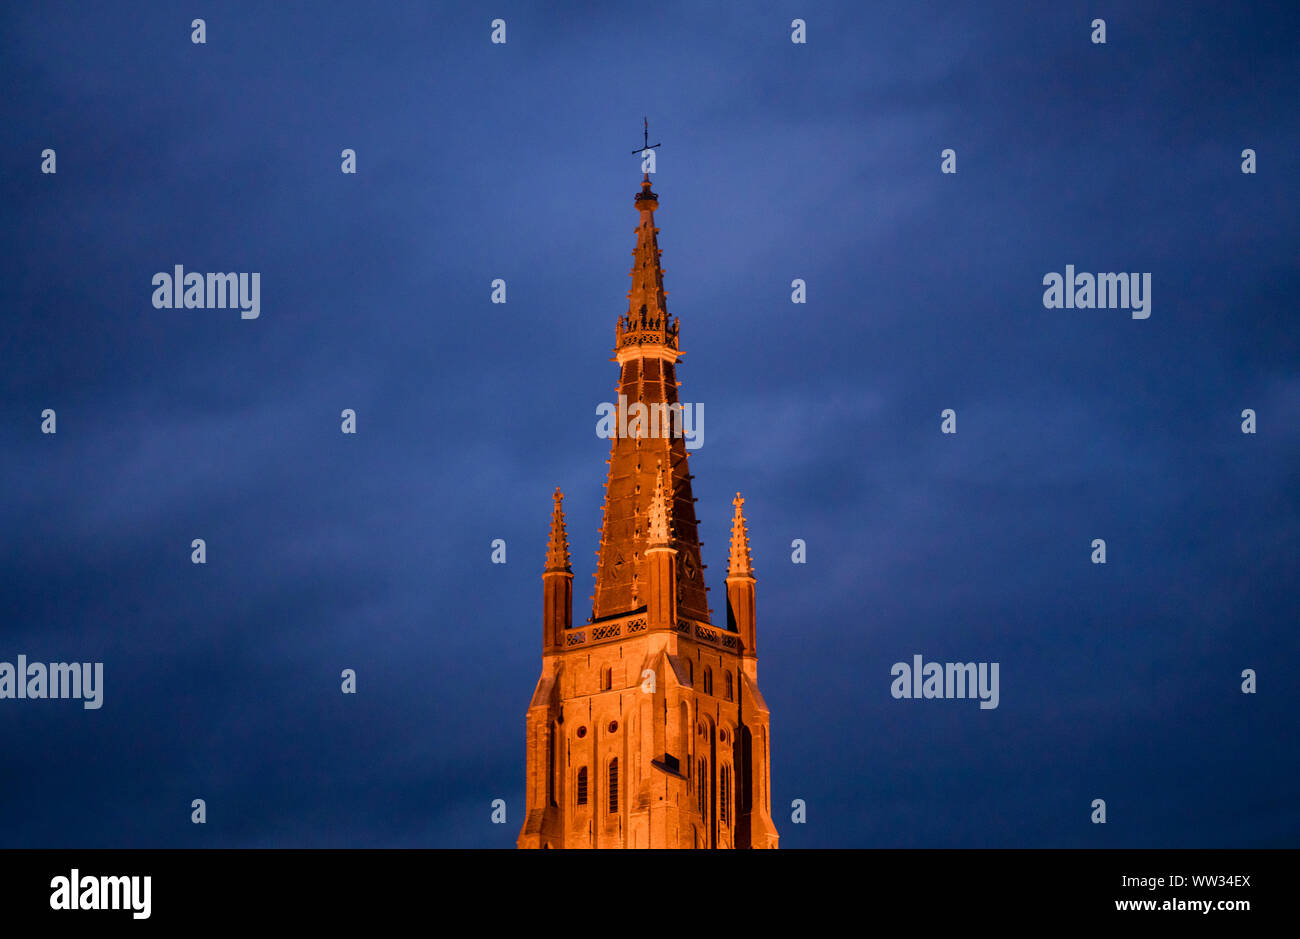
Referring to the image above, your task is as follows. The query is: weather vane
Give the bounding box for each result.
[631,117,661,155]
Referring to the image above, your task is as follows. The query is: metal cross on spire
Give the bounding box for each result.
[631,117,661,155]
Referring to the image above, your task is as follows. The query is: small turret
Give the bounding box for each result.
[542,488,573,652]
[726,492,757,656]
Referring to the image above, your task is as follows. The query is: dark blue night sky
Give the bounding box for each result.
[1,1,1297,848]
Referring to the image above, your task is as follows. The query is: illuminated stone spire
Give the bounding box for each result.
[545,488,571,573]
[615,175,679,353]
[727,493,753,578]
[542,488,573,652]
[726,492,757,657]
[592,172,708,624]
[518,150,780,850]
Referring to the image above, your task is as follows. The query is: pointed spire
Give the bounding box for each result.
[728,492,753,578]
[647,461,673,547]
[615,171,679,353]
[545,488,571,572]
[592,160,709,624]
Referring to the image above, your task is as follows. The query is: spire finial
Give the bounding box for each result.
[632,117,661,188]
[631,116,661,157]
[546,487,571,572]
[728,491,753,577]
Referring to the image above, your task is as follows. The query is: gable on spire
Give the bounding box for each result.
[647,460,673,547]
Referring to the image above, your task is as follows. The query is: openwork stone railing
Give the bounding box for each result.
[563,615,734,650]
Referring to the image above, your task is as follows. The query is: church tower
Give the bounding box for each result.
[517,170,779,849]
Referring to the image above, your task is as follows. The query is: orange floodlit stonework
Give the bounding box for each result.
[517,174,779,849]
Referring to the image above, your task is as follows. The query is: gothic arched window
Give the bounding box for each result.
[608,759,619,813]
[724,671,734,701]
[703,667,713,696]
[720,766,731,824]
[576,766,588,806]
